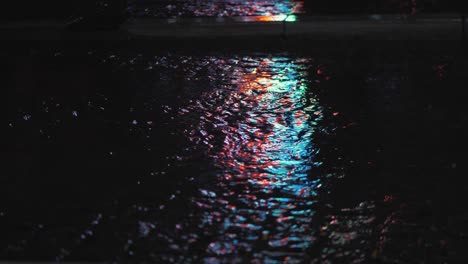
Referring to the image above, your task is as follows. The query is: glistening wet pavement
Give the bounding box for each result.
[128,0,304,18]
[127,0,453,18]
[2,44,468,263]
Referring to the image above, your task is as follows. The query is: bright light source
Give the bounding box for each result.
[240,14,297,22]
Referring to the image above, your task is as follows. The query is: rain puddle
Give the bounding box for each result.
[128,0,304,17]
[157,56,326,262]
[3,46,467,263]
[127,0,434,18]
[3,51,346,262]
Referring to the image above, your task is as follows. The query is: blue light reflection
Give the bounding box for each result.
[183,56,324,261]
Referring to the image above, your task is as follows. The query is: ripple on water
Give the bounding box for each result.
[5,52,337,263]
[129,0,304,18]
[153,56,329,261]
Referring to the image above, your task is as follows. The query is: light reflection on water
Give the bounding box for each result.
[239,14,297,22]
[130,0,304,18]
[174,56,324,261]
[5,46,465,263]
[4,52,336,263]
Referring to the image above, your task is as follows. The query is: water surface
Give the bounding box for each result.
[3,46,468,263]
